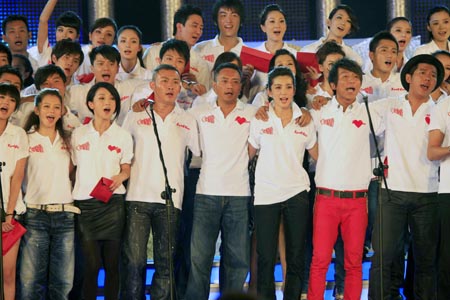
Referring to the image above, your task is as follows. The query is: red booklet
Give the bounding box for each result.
[90,177,114,203]
[240,46,273,73]
[2,219,27,256]
[296,52,320,74]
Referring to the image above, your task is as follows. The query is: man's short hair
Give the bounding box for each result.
[213,62,242,82]
[89,45,120,65]
[51,39,84,66]
[212,0,245,29]
[328,58,363,86]
[2,15,29,34]
[34,65,67,90]
[173,4,203,36]
[369,31,399,53]
[152,64,180,82]
[159,39,190,64]
[0,65,23,90]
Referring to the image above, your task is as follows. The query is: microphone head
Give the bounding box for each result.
[359,90,369,103]
[147,92,155,104]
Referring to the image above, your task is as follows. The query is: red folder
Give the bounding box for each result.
[296,52,320,74]
[2,219,27,256]
[90,177,114,203]
[240,46,273,73]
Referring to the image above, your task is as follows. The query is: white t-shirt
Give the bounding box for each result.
[67,79,140,125]
[143,41,210,89]
[358,72,406,103]
[189,100,257,196]
[249,103,316,205]
[371,95,439,193]
[311,97,383,190]
[122,106,200,209]
[193,35,244,72]
[429,97,450,193]
[116,62,152,81]
[28,38,52,68]
[0,123,28,214]
[71,121,133,200]
[24,130,72,205]
[413,40,450,56]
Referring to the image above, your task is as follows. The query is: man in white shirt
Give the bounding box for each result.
[368,54,444,300]
[1,15,39,72]
[185,63,257,300]
[143,4,209,92]
[308,58,383,300]
[193,0,245,72]
[121,64,200,300]
[428,90,450,300]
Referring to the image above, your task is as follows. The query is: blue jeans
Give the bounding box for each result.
[18,208,75,300]
[185,194,250,300]
[121,201,180,300]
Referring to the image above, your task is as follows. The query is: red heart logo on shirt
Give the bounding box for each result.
[362,86,373,94]
[352,119,365,128]
[108,145,117,152]
[425,115,430,125]
[235,116,247,125]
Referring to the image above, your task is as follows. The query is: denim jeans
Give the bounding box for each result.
[175,168,200,299]
[369,190,439,300]
[121,201,180,300]
[18,208,75,300]
[437,194,450,300]
[365,180,379,249]
[255,191,309,300]
[185,194,250,300]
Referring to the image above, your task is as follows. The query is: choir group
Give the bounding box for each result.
[0,1,450,300]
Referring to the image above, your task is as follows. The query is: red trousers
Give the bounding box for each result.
[308,189,368,300]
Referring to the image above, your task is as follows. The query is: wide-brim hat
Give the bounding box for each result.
[400,54,444,92]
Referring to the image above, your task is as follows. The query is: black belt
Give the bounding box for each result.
[316,188,367,199]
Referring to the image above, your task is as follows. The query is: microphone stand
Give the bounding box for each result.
[0,161,6,300]
[362,94,391,300]
[145,101,177,300]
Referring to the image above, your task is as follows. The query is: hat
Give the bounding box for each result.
[400,54,444,92]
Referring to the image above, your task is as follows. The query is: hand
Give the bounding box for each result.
[311,95,329,110]
[295,108,312,126]
[255,105,269,121]
[132,99,147,112]
[305,66,321,81]
[242,64,254,82]
[2,216,14,233]
[109,174,127,191]
[182,72,197,83]
[190,83,207,96]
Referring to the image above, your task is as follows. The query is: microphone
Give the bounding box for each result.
[147,92,155,108]
[360,91,369,104]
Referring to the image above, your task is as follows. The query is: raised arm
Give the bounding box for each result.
[37,0,58,53]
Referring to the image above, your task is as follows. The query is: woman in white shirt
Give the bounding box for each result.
[414,6,450,55]
[248,67,318,300]
[19,88,77,299]
[71,82,133,300]
[0,83,28,300]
